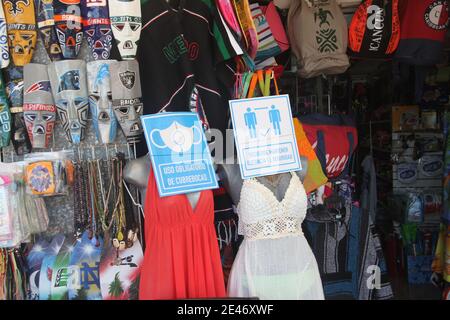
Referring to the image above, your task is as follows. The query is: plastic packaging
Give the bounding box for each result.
[24,150,73,197]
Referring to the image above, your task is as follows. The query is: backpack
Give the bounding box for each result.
[348,0,401,59]
[298,114,358,180]
[288,0,350,78]
[395,0,449,66]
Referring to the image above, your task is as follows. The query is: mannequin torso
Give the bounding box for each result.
[217,156,309,205]
[123,155,201,210]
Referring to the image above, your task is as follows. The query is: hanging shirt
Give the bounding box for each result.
[138,0,243,134]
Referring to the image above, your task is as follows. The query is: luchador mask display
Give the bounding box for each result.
[24,63,56,149]
[110,60,142,142]
[35,0,64,61]
[81,0,113,60]
[108,0,141,60]
[5,65,32,155]
[87,60,117,144]
[53,0,83,59]
[0,74,11,148]
[0,5,10,68]
[3,0,37,66]
[48,60,89,144]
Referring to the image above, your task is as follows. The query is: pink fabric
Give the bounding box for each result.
[217,0,242,40]
[262,2,290,52]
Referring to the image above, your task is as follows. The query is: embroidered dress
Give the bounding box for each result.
[227,172,324,300]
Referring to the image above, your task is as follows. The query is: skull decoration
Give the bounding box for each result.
[53,0,83,59]
[0,5,10,68]
[110,60,142,143]
[48,60,89,144]
[24,63,56,149]
[81,0,113,60]
[34,0,63,61]
[0,74,11,148]
[109,0,141,60]
[3,0,37,66]
[87,60,117,144]
[4,65,32,155]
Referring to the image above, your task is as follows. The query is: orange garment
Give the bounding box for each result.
[139,170,226,300]
[293,118,328,193]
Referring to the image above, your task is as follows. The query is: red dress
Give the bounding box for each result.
[139,170,226,299]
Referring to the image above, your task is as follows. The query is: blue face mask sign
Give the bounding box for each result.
[229,94,302,179]
[141,112,218,197]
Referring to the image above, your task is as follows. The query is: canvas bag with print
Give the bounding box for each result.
[288,0,350,78]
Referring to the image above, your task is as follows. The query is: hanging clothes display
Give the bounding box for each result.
[227,172,324,300]
[139,170,225,300]
[138,0,243,136]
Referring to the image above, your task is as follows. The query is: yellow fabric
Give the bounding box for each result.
[432,224,450,282]
[293,118,327,194]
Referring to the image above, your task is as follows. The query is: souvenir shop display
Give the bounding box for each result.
[108,0,141,60]
[3,0,37,67]
[35,0,63,61]
[0,0,448,301]
[0,72,11,148]
[110,60,142,143]
[0,3,10,69]
[23,63,56,149]
[80,0,113,60]
[48,59,89,144]
[53,0,83,59]
[86,60,117,144]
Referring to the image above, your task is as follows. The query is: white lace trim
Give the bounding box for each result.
[240,216,303,240]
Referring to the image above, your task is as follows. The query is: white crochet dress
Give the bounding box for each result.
[227,172,324,300]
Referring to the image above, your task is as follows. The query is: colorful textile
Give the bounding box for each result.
[304,205,394,300]
[293,118,328,194]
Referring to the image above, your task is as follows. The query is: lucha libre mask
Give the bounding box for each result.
[87,60,117,144]
[35,0,63,61]
[53,0,83,59]
[5,65,32,155]
[3,0,37,66]
[109,0,141,60]
[0,74,11,148]
[23,63,56,149]
[110,60,142,142]
[0,5,10,68]
[81,0,113,60]
[48,60,89,144]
